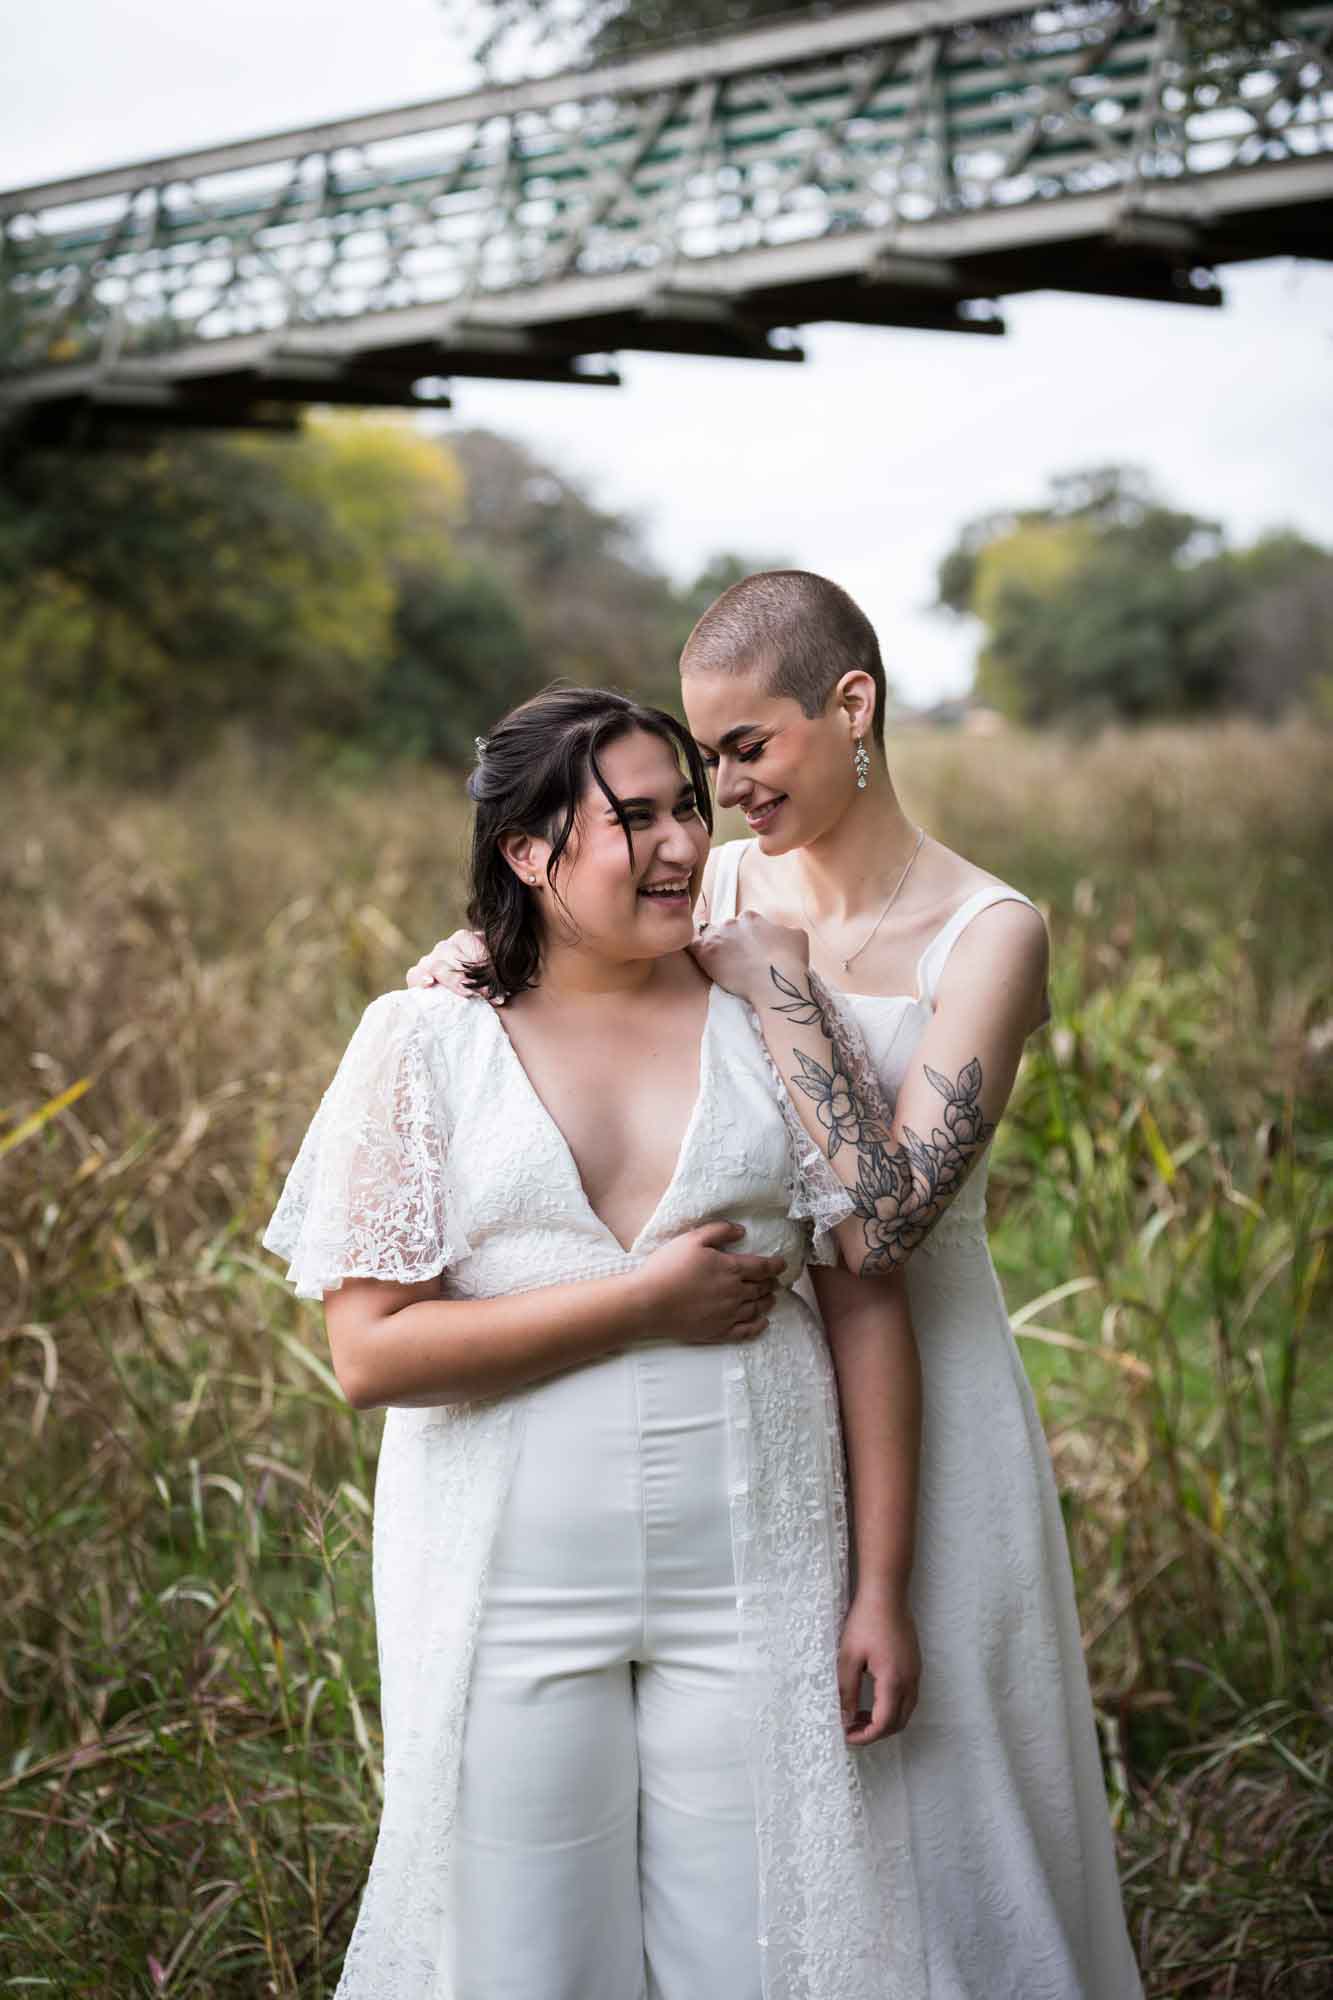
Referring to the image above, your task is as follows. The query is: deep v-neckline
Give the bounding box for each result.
[485,981,718,1259]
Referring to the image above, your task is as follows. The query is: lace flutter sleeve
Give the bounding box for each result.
[262,991,463,1300]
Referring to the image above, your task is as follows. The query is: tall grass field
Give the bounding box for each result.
[2,722,1330,1996]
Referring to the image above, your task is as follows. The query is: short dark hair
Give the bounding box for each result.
[679,569,887,748]
[464,684,713,1000]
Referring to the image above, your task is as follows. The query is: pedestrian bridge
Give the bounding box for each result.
[2,0,1330,439]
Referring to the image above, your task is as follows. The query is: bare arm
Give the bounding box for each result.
[323,1222,785,1410]
[812,1260,922,1743]
[695,903,1048,1276]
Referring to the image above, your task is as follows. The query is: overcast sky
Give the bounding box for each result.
[6,0,1331,703]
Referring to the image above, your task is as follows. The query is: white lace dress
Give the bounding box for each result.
[264,982,924,2000]
[711,841,1143,2000]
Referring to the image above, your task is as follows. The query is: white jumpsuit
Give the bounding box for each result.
[452,1339,761,2000]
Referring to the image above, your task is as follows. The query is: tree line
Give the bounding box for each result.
[0,421,779,777]
[0,425,1325,777]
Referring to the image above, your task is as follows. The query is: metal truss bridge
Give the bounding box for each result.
[2,0,1330,441]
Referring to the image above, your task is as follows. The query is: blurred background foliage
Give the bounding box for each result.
[451,0,1301,77]
[0,420,736,777]
[1,422,1328,778]
[934,464,1333,726]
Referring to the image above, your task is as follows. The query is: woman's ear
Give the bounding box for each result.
[836,669,878,744]
[498,829,547,888]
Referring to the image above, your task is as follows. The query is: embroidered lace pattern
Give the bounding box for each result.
[264,992,469,1298]
[728,1313,923,2000]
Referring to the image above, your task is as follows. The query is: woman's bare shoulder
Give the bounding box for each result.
[916,839,1047,991]
[922,837,1010,903]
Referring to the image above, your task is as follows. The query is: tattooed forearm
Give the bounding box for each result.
[768,964,995,1275]
[845,1057,995,1274]
[770,965,895,1158]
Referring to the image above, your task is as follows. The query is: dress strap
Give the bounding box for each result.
[706,838,750,922]
[916,885,1039,1007]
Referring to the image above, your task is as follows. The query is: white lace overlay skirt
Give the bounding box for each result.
[331,1289,922,2000]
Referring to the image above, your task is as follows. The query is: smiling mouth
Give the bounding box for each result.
[638,879,692,903]
[745,795,786,830]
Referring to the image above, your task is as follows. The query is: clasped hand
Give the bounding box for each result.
[688,911,808,1004]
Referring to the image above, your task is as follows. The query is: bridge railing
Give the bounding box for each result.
[1,0,1330,392]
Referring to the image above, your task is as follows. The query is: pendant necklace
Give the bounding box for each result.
[802,826,926,974]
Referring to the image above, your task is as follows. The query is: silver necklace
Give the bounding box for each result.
[802,826,926,973]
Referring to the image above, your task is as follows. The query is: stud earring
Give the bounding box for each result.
[853,738,871,790]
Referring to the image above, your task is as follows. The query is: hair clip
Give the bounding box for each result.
[474,736,488,756]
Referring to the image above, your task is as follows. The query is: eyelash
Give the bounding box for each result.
[624,801,699,828]
[702,744,764,771]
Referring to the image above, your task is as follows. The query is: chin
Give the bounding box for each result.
[752,812,805,857]
[632,904,695,947]
[755,792,842,856]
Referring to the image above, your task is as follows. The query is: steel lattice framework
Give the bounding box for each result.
[2,0,1331,438]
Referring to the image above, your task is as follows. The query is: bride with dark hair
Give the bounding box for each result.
[265,684,928,2000]
[409,575,1144,2000]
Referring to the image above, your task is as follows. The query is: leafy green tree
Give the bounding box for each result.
[0,418,471,773]
[446,428,687,709]
[0,413,778,769]
[455,0,804,72]
[963,518,1097,717]
[450,0,1295,76]
[1220,532,1333,721]
[0,432,386,770]
[375,562,536,761]
[936,467,1331,726]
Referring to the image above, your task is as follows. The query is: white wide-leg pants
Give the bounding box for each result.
[450,1342,763,2000]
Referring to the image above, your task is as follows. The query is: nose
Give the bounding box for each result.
[713,757,748,810]
[655,814,703,867]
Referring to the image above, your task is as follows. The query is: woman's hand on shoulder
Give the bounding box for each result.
[405,929,497,1003]
[689,911,809,1007]
[838,1588,921,1745]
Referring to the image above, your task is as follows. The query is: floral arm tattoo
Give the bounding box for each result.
[768,966,996,1275]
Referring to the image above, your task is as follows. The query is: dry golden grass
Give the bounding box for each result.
[2,721,1330,1995]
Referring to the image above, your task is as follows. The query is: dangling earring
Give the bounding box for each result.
[853,737,871,790]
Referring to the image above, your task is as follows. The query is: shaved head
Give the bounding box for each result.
[680,569,888,747]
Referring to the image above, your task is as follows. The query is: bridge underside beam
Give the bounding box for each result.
[3,150,1330,446]
[0,280,999,444]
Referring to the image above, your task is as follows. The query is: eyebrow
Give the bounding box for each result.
[709,722,765,752]
[609,780,697,811]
